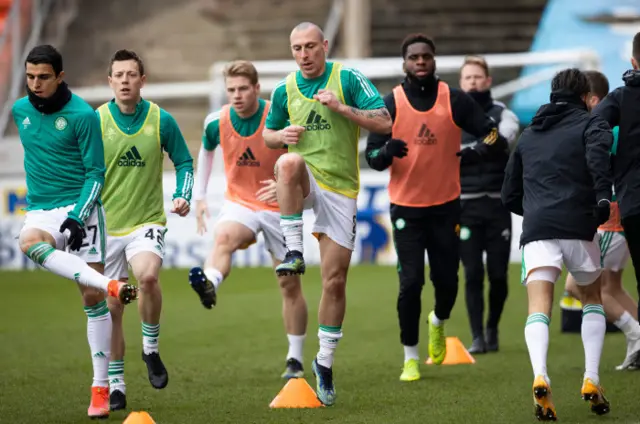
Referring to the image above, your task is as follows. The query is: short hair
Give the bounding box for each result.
[223,60,259,85]
[401,33,436,58]
[550,68,590,97]
[462,55,490,77]
[583,70,609,100]
[633,32,640,62]
[25,45,63,75]
[109,49,145,76]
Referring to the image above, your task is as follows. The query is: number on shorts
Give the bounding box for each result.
[81,225,98,248]
[145,228,166,247]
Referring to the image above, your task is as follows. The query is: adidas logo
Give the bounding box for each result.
[93,351,106,358]
[88,247,98,255]
[236,147,260,167]
[415,123,437,145]
[22,117,31,128]
[305,110,331,131]
[118,146,145,167]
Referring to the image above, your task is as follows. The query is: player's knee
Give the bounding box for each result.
[214,230,236,252]
[82,289,106,307]
[18,230,51,254]
[278,275,302,298]
[600,270,621,295]
[275,153,305,183]
[322,272,346,299]
[137,272,159,291]
[107,297,124,320]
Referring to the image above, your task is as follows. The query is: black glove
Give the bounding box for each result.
[594,199,611,226]
[60,217,86,251]
[382,138,408,159]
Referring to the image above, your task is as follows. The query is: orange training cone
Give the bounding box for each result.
[123,411,157,424]
[269,378,324,408]
[425,336,476,365]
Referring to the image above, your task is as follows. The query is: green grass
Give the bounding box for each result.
[0,265,638,423]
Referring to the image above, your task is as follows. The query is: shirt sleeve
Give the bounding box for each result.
[265,81,290,130]
[69,110,106,224]
[592,88,622,128]
[365,93,396,171]
[342,67,386,110]
[584,115,614,202]
[202,111,221,151]
[498,107,520,149]
[160,109,194,202]
[501,144,524,216]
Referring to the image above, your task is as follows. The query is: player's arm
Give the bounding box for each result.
[501,144,524,216]
[585,115,614,203]
[498,107,520,149]
[263,82,293,148]
[332,68,392,134]
[193,112,220,201]
[160,110,194,204]
[366,93,406,171]
[451,88,508,160]
[592,87,622,128]
[70,110,106,224]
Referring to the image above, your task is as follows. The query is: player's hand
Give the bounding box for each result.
[313,89,341,112]
[594,199,611,226]
[383,138,408,158]
[195,200,210,235]
[256,179,278,204]
[171,197,190,217]
[60,217,86,251]
[280,125,305,145]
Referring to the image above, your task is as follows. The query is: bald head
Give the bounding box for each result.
[290,22,325,42]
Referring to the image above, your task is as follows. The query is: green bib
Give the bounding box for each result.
[285,62,360,198]
[98,101,165,235]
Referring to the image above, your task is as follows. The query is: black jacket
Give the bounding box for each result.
[592,70,640,220]
[460,90,520,197]
[501,92,614,246]
[365,75,508,212]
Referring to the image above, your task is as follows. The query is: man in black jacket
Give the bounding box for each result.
[502,68,612,421]
[458,55,520,354]
[592,32,640,321]
[366,33,508,382]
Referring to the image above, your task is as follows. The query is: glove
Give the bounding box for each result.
[60,217,86,251]
[594,199,611,226]
[382,138,408,159]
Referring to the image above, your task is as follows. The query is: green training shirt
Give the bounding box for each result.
[203,98,267,150]
[266,61,384,198]
[12,94,105,223]
[97,99,194,234]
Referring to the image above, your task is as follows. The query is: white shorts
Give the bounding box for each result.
[216,200,287,261]
[20,203,106,264]
[598,230,629,272]
[521,236,602,286]
[301,164,358,251]
[105,224,167,280]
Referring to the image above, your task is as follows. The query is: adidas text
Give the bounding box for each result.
[118,159,146,167]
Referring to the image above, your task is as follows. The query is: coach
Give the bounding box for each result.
[458,56,520,354]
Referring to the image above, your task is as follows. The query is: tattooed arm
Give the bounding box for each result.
[336,104,393,134]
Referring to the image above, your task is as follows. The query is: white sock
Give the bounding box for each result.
[404,345,419,361]
[431,313,444,326]
[286,334,305,362]
[27,242,111,291]
[204,267,224,290]
[525,313,550,379]
[317,325,342,368]
[142,322,160,355]
[582,304,606,384]
[280,213,304,253]
[108,360,125,394]
[614,311,640,337]
[84,300,112,387]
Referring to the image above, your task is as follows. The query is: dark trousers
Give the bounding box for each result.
[391,199,461,347]
[459,196,511,339]
[621,212,640,320]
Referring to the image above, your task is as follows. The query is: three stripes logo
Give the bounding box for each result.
[305,111,332,131]
[237,147,260,167]
[415,123,437,145]
[118,146,145,167]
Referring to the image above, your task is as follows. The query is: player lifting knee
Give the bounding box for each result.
[13,45,137,420]
[189,60,309,379]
